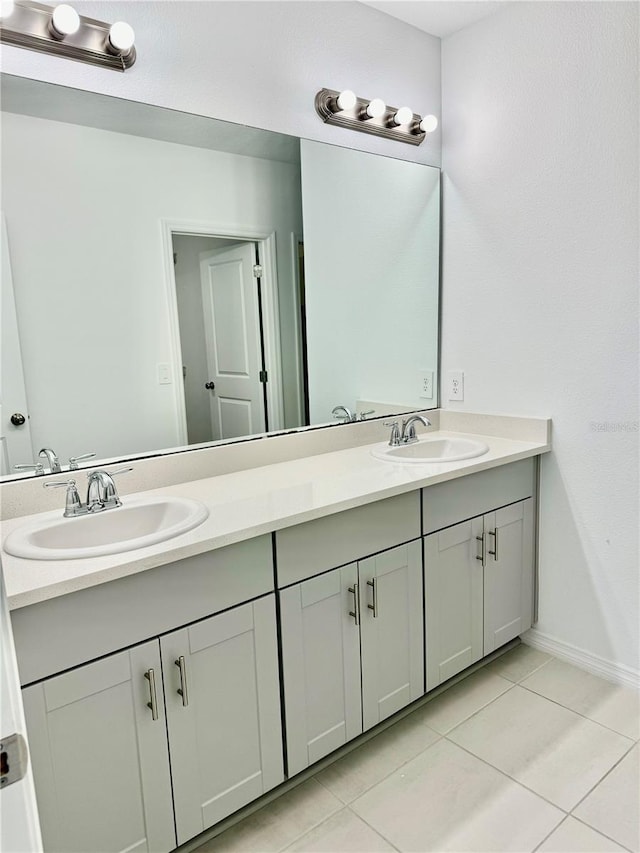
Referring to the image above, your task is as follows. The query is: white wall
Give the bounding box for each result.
[2,112,302,463]
[0,1,441,168]
[441,2,639,676]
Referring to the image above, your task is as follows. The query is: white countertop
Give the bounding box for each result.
[1,430,550,610]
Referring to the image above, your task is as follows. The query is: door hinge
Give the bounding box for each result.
[259,370,268,383]
[253,264,263,278]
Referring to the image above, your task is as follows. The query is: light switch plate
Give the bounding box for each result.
[448,370,464,401]
[157,363,172,385]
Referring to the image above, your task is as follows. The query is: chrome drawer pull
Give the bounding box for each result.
[144,669,159,721]
[175,656,189,707]
[367,578,378,618]
[488,529,498,560]
[348,584,360,626]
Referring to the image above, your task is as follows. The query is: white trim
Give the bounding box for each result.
[523,628,640,690]
[289,232,305,426]
[159,219,286,439]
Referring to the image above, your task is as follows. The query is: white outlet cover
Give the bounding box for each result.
[448,370,464,401]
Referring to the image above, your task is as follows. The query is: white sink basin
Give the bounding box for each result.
[3,496,209,561]
[372,437,490,464]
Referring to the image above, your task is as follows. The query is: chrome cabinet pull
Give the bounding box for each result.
[348,584,360,626]
[475,535,485,564]
[144,669,159,721]
[488,529,498,560]
[367,578,378,618]
[175,656,189,707]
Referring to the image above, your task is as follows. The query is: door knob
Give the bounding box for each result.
[205,382,215,390]
[10,413,26,426]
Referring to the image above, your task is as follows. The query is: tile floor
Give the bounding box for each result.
[196,645,640,853]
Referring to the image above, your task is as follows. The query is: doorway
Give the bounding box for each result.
[170,231,281,444]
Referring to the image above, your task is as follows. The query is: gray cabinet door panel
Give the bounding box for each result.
[162,596,283,845]
[360,541,424,730]
[424,518,484,691]
[22,641,175,853]
[484,499,534,653]
[280,564,362,776]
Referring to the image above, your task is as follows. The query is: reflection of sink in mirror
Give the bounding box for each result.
[371,438,490,464]
[3,497,209,561]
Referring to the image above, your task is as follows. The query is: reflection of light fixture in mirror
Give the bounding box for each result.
[0,0,137,70]
[315,88,437,146]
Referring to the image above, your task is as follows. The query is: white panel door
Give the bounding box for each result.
[484,499,534,653]
[360,541,424,730]
[280,565,362,776]
[424,518,484,691]
[22,641,175,853]
[200,243,265,440]
[161,596,283,846]
[1,217,33,474]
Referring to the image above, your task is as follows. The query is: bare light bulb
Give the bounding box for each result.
[336,90,357,111]
[51,4,80,37]
[0,0,15,19]
[393,106,414,126]
[420,115,438,133]
[108,21,135,54]
[366,98,386,119]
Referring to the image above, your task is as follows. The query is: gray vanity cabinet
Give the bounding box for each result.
[280,540,423,776]
[160,596,284,846]
[22,640,176,853]
[423,459,536,692]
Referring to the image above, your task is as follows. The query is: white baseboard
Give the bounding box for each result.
[523,628,640,691]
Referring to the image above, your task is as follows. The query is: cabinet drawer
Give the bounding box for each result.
[276,492,420,587]
[12,535,274,685]
[422,459,535,535]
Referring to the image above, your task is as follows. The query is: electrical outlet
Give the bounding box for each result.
[419,370,434,399]
[448,370,464,401]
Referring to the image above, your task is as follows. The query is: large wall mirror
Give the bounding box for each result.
[0,75,441,481]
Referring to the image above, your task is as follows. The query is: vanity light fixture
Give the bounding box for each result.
[315,88,438,146]
[0,0,136,71]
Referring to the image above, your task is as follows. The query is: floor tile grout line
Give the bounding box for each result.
[516,681,640,741]
[508,655,553,684]
[442,734,572,814]
[274,790,345,853]
[568,813,636,853]
[433,679,519,737]
[567,738,638,815]
[311,726,445,806]
[530,813,571,853]
[345,804,402,852]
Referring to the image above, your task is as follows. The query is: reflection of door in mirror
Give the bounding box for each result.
[173,234,268,443]
[0,218,34,475]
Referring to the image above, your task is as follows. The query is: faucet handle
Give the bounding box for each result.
[44,478,84,517]
[383,420,401,447]
[359,410,376,420]
[14,463,45,476]
[69,452,96,470]
[110,467,133,477]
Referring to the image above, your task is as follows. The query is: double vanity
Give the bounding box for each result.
[1,411,550,853]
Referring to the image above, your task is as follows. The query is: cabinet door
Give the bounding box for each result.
[484,499,534,654]
[280,564,362,776]
[161,596,284,845]
[360,541,424,731]
[22,641,175,853]
[424,518,484,691]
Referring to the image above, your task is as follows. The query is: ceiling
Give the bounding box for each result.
[362,1,509,38]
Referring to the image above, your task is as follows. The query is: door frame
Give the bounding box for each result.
[160,219,285,445]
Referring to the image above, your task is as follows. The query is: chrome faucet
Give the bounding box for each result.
[39,447,61,474]
[332,405,356,422]
[400,415,431,444]
[44,467,132,517]
[86,468,132,512]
